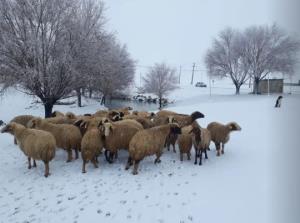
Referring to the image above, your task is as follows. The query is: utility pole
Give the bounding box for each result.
[191,63,195,85]
[178,65,181,84]
[139,72,142,88]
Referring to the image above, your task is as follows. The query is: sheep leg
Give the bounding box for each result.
[172,144,176,153]
[204,149,208,159]
[74,148,79,159]
[33,160,37,167]
[27,157,32,169]
[44,161,50,178]
[154,152,162,164]
[194,149,198,165]
[67,149,73,162]
[125,157,133,170]
[221,144,225,154]
[82,160,87,173]
[180,152,183,161]
[92,158,98,168]
[215,143,221,156]
[199,149,203,165]
[14,137,17,145]
[187,152,191,160]
[132,160,140,175]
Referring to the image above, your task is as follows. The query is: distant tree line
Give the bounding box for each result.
[0,0,135,117]
[205,24,300,94]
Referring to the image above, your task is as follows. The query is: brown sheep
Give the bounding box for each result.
[126,123,182,175]
[156,110,178,117]
[207,122,241,156]
[190,126,211,165]
[1,122,56,177]
[177,125,194,161]
[124,115,154,129]
[101,121,141,163]
[28,118,82,162]
[81,121,104,173]
[10,115,36,144]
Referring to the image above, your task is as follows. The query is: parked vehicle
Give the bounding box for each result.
[195,82,207,87]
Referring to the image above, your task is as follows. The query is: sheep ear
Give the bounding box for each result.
[119,112,124,117]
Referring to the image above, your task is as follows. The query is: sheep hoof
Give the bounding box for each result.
[28,166,31,169]
[82,171,86,174]
[199,163,202,166]
[66,160,72,163]
[194,162,197,165]
[221,151,224,154]
[132,171,138,175]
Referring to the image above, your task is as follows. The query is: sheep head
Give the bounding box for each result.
[1,122,19,134]
[227,122,241,131]
[168,116,177,124]
[190,111,205,122]
[65,112,76,119]
[0,120,5,126]
[103,123,114,137]
[112,114,122,122]
[27,118,42,128]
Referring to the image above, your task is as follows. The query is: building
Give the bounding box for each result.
[258,79,283,94]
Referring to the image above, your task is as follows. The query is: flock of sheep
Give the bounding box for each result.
[0,107,241,177]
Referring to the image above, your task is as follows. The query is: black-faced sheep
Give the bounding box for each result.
[1,122,56,177]
[126,123,182,175]
[28,118,82,162]
[207,122,241,156]
[189,125,211,165]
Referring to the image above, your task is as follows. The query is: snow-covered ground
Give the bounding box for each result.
[0,86,299,223]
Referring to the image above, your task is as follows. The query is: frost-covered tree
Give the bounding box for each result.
[205,25,300,94]
[67,0,106,107]
[205,28,250,94]
[0,0,79,117]
[89,36,135,105]
[244,24,300,94]
[143,63,178,109]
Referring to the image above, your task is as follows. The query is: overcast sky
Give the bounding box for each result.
[103,0,300,84]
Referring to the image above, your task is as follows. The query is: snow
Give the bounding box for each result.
[0,86,299,223]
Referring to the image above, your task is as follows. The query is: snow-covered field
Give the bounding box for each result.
[0,86,299,223]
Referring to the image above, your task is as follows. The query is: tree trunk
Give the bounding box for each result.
[101,95,106,105]
[253,78,260,94]
[159,97,162,110]
[235,84,240,95]
[89,89,92,98]
[76,88,82,107]
[44,102,54,118]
